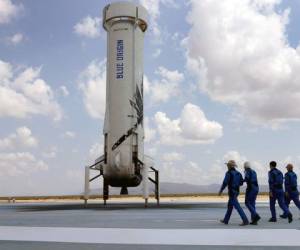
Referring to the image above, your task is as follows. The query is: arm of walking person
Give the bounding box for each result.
[219,172,230,195]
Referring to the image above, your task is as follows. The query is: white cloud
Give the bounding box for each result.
[184,0,300,126]
[89,142,103,162]
[64,131,76,138]
[146,147,157,157]
[66,169,83,181]
[144,117,156,143]
[139,0,161,38]
[139,0,178,39]
[7,33,23,45]
[0,152,48,176]
[162,152,184,162]
[152,48,161,58]
[145,66,184,103]
[74,16,101,38]
[79,60,106,119]
[59,85,69,97]
[0,59,12,85]
[0,59,63,121]
[159,150,269,185]
[160,154,226,184]
[221,150,269,184]
[160,160,204,184]
[217,150,271,185]
[0,127,38,150]
[0,0,21,24]
[42,146,57,159]
[154,103,223,145]
[223,150,247,168]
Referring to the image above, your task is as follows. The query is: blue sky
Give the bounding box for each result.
[0,0,300,195]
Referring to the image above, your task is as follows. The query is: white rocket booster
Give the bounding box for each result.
[102,2,148,188]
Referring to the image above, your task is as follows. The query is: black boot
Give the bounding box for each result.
[220,219,228,225]
[288,213,293,223]
[268,217,277,222]
[253,214,261,223]
[239,221,249,226]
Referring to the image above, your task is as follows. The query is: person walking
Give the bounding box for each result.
[280,164,300,218]
[268,161,293,223]
[243,161,261,225]
[219,160,249,226]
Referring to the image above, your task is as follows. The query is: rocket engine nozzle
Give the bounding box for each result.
[120,186,129,195]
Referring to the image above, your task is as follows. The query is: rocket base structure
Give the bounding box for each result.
[83,2,160,207]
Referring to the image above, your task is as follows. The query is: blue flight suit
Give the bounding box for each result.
[284,171,300,210]
[220,168,249,224]
[244,168,259,221]
[268,168,291,219]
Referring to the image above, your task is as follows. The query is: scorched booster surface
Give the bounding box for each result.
[102,1,147,190]
[84,1,160,205]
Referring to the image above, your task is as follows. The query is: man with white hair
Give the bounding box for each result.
[243,161,261,225]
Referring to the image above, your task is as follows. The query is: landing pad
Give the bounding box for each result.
[0,200,300,249]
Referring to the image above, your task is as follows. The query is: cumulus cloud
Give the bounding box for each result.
[7,33,23,45]
[63,131,76,138]
[42,146,57,159]
[159,150,269,185]
[162,152,184,162]
[89,142,103,162]
[207,150,269,185]
[154,103,223,145]
[0,0,22,24]
[144,117,156,143]
[146,147,157,157]
[139,0,178,39]
[160,154,222,184]
[221,150,269,184]
[0,152,48,176]
[145,66,184,103]
[160,160,204,184]
[66,169,84,181]
[74,16,101,38]
[184,0,300,126]
[0,127,38,150]
[59,85,69,97]
[79,60,106,119]
[0,60,62,120]
[152,48,161,58]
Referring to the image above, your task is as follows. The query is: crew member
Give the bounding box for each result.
[219,160,249,226]
[244,161,261,225]
[268,161,293,223]
[280,164,300,218]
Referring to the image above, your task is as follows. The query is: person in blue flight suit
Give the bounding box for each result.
[243,161,261,225]
[280,164,300,218]
[219,160,249,226]
[268,161,293,223]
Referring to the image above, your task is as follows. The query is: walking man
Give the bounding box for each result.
[219,160,249,226]
[280,164,300,218]
[244,161,261,225]
[268,161,293,223]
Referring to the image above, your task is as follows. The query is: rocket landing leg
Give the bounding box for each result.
[142,163,149,207]
[103,179,109,206]
[83,157,104,207]
[84,166,90,207]
[142,161,160,207]
[148,166,160,207]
